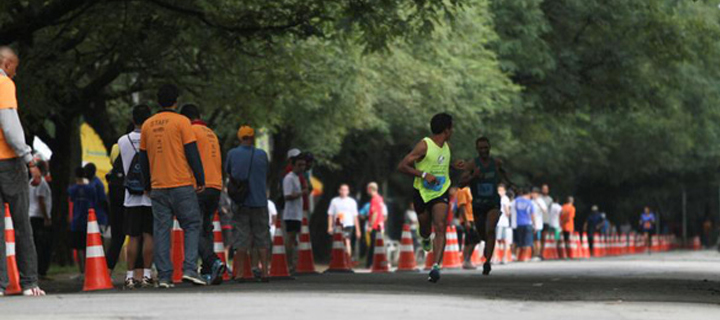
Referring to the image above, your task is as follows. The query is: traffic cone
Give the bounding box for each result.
[518,246,532,262]
[4,204,20,295]
[441,226,461,269]
[296,217,317,274]
[83,209,114,291]
[472,242,484,265]
[171,218,184,284]
[211,211,230,281]
[231,249,254,280]
[543,233,557,260]
[582,233,590,258]
[269,219,293,279]
[396,224,418,272]
[569,233,579,259]
[558,233,567,259]
[325,219,353,273]
[370,231,390,273]
[424,250,435,271]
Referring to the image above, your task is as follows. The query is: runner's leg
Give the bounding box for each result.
[431,202,448,266]
[483,209,500,274]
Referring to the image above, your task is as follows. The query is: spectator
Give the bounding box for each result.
[106,122,137,273]
[139,84,206,287]
[28,159,52,278]
[0,46,46,296]
[180,104,226,285]
[117,105,154,289]
[457,186,477,269]
[639,206,656,253]
[283,155,307,274]
[511,188,535,260]
[83,163,109,228]
[68,167,97,278]
[302,153,315,215]
[531,187,545,260]
[327,184,360,260]
[358,201,371,259]
[405,202,419,254]
[365,182,385,268]
[560,196,575,258]
[495,184,512,265]
[540,184,554,250]
[584,205,604,255]
[226,125,270,281]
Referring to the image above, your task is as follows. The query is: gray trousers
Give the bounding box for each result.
[151,186,201,282]
[0,158,38,291]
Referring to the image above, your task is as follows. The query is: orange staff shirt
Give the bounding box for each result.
[191,121,222,190]
[140,110,197,189]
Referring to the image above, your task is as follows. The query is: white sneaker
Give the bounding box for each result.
[0,291,4,297]
[22,287,46,296]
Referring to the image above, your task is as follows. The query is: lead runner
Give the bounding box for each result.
[397,113,463,283]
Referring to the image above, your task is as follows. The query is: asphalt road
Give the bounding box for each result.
[1,250,719,319]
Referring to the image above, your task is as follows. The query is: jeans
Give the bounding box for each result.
[0,158,39,290]
[151,186,201,282]
[197,188,221,275]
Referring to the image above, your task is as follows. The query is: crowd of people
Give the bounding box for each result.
[0,46,672,296]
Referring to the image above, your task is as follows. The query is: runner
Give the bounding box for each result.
[397,113,461,283]
[459,136,513,275]
[639,206,656,254]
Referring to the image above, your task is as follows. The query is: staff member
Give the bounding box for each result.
[0,47,45,296]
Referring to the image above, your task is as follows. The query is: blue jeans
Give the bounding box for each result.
[151,186,201,282]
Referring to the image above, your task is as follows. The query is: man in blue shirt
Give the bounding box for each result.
[225,125,269,281]
[83,163,108,227]
[512,188,535,260]
[584,205,604,254]
[68,167,97,277]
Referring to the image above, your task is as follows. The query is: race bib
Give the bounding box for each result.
[476,182,494,197]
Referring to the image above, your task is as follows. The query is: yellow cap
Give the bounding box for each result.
[237,126,255,140]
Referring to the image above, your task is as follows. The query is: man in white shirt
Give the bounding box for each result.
[283,157,307,273]
[117,105,154,289]
[495,184,512,264]
[327,184,361,258]
[28,160,52,278]
[549,200,563,250]
[531,187,546,260]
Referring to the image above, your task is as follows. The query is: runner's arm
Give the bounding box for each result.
[458,161,478,187]
[397,140,427,178]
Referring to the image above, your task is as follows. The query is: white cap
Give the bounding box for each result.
[287,148,301,160]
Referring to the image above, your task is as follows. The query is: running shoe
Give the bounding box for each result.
[428,265,441,283]
[158,280,174,289]
[210,260,226,285]
[182,274,207,286]
[482,262,492,276]
[124,278,137,290]
[22,287,46,296]
[462,261,477,270]
[140,276,156,288]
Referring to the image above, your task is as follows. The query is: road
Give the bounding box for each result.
[1,250,718,319]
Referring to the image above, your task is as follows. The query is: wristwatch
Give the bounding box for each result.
[421,172,427,179]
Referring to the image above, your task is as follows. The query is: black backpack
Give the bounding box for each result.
[123,135,146,195]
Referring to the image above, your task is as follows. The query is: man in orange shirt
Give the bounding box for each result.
[560,196,576,258]
[140,84,206,288]
[180,104,226,285]
[457,186,478,269]
[0,47,46,297]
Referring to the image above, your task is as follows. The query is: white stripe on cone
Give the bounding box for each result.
[213,243,224,252]
[399,244,414,252]
[212,221,221,231]
[6,242,15,255]
[299,242,312,250]
[272,245,286,254]
[4,216,12,227]
[87,222,100,234]
[332,242,345,249]
[86,245,105,258]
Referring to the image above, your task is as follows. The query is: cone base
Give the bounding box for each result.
[269,276,296,280]
[394,268,420,273]
[324,269,355,273]
[295,271,320,276]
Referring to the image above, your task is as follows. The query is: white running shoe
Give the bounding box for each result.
[22,287,46,296]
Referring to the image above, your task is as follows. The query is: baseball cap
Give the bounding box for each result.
[287,148,301,160]
[237,126,254,140]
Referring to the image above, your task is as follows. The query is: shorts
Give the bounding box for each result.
[496,226,513,242]
[465,227,480,246]
[342,226,355,239]
[563,231,572,244]
[412,189,450,215]
[284,219,302,233]
[472,201,500,241]
[516,225,533,248]
[124,206,153,237]
[232,205,270,250]
[70,231,87,250]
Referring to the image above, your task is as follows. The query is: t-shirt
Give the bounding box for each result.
[640,212,655,231]
[549,203,562,229]
[532,198,544,230]
[28,178,52,219]
[328,196,359,228]
[513,197,534,227]
[88,176,108,226]
[456,187,474,223]
[369,194,385,231]
[560,203,575,232]
[68,183,97,232]
[140,110,197,189]
[225,146,268,208]
[541,195,553,224]
[118,131,152,207]
[497,195,510,227]
[191,122,222,190]
[0,75,18,160]
[268,200,278,235]
[587,212,604,234]
[282,171,303,221]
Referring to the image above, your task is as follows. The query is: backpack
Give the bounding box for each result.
[123,135,146,195]
[227,147,255,205]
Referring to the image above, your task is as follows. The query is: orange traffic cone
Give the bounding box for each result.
[211,211,230,281]
[441,226,461,269]
[581,233,590,258]
[569,233,579,259]
[231,249,254,280]
[370,230,390,273]
[171,218,184,283]
[396,224,418,272]
[296,217,317,274]
[472,242,484,265]
[543,233,557,260]
[83,209,114,291]
[4,204,20,295]
[325,219,354,273]
[269,219,293,279]
[518,246,532,262]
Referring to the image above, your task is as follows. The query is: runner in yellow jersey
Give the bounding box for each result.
[398,113,464,283]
